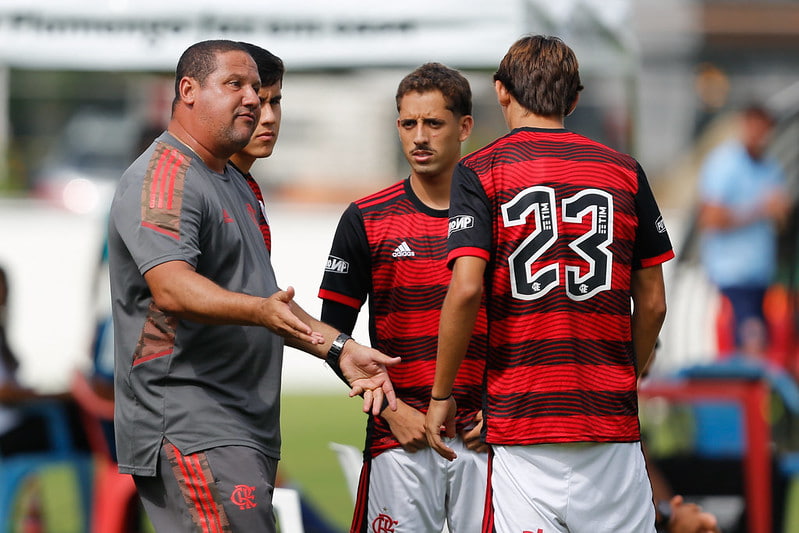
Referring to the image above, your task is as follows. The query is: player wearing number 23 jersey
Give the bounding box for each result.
[448,126,674,446]
[425,35,673,533]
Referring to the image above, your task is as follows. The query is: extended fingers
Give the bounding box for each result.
[361,389,373,412]
[382,387,397,411]
[358,388,384,414]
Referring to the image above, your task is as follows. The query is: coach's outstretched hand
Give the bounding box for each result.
[339,342,401,415]
[261,286,325,345]
[424,395,458,461]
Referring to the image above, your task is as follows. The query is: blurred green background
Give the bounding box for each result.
[278,392,367,531]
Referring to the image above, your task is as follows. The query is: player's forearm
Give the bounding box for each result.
[145,261,274,326]
[380,397,412,421]
[285,301,340,358]
[432,281,482,398]
[631,266,667,375]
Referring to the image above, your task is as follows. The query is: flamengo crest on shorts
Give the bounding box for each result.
[372,513,399,533]
[230,485,257,510]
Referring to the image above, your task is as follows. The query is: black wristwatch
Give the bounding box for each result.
[326,332,352,385]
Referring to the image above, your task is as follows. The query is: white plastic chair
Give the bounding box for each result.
[328,442,363,502]
[273,487,304,533]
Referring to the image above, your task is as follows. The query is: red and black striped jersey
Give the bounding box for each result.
[319,179,487,456]
[229,163,272,253]
[447,127,674,446]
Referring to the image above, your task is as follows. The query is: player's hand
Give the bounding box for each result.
[382,400,428,452]
[424,396,457,461]
[668,495,720,533]
[459,410,489,454]
[260,286,324,344]
[339,342,400,415]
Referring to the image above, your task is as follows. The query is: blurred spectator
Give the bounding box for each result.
[0,264,88,456]
[698,103,790,357]
[692,63,730,138]
[0,265,48,455]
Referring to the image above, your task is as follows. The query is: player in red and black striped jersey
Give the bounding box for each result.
[229,42,284,254]
[321,181,488,453]
[425,36,674,532]
[320,64,489,533]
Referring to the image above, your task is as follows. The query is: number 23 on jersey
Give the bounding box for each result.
[502,185,613,302]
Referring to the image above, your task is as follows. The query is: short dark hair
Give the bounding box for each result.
[396,62,472,118]
[238,42,285,88]
[741,102,775,125]
[493,35,583,117]
[173,40,250,108]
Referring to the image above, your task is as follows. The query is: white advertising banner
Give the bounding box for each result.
[0,0,633,72]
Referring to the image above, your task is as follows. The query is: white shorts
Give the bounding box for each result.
[489,442,656,533]
[352,437,488,533]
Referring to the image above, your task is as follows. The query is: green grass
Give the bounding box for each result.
[278,392,369,531]
[9,464,86,533]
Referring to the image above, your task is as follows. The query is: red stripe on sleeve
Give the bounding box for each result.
[446,247,490,269]
[318,289,362,309]
[639,249,675,268]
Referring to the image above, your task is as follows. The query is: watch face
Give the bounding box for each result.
[328,333,351,360]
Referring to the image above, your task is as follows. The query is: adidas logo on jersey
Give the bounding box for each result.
[392,241,416,258]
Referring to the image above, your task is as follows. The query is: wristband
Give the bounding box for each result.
[326,332,352,369]
[431,393,453,401]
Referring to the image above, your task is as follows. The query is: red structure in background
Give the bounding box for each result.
[639,378,772,533]
[70,371,139,533]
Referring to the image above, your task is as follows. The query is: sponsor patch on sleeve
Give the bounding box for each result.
[448,214,474,237]
[325,255,350,274]
[655,215,667,233]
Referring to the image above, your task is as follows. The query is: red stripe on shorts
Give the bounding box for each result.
[165,442,229,533]
[482,447,495,533]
